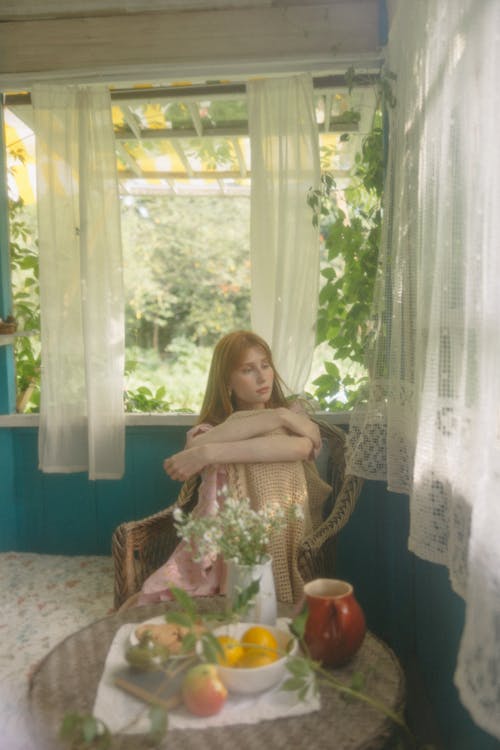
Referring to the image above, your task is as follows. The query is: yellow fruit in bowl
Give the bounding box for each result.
[215,635,244,667]
[241,626,278,652]
[241,625,278,649]
[236,648,278,668]
[236,625,280,667]
[212,622,298,694]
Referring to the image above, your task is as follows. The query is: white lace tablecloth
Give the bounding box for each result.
[0,552,114,750]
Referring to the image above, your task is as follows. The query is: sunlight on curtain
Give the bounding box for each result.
[247,74,320,394]
[32,84,125,480]
[347,0,500,738]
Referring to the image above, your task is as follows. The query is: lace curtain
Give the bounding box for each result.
[347,0,500,738]
[247,74,320,394]
[32,84,125,480]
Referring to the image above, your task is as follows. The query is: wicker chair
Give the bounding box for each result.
[111,421,363,610]
[297,420,364,582]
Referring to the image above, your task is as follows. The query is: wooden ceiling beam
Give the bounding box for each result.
[116,143,143,177]
[115,121,358,141]
[1,1,371,23]
[119,105,143,140]
[0,3,382,85]
[187,102,204,137]
[117,168,350,180]
[170,139,194,178]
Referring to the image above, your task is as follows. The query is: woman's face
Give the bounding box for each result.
[228,346,274,410]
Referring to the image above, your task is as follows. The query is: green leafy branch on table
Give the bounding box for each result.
[59,584,435,750]
[59,583,259,749]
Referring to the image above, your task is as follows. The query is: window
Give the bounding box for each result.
[4,75,379,413]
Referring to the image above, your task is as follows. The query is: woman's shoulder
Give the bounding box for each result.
[187,422,214,440]
[287,397,312,415]
[225,409,270,420]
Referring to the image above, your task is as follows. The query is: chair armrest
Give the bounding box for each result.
[298,418,364,582]
[304,473,364,551]
[298,474,364,582]
[112,475,200,609]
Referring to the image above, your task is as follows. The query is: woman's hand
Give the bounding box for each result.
[163,445,210,481]
[282,409,322,453]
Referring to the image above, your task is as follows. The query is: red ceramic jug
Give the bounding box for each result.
[303,579,366,667]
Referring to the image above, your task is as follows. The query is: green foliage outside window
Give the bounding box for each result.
[307,69,394,410]
[8,190,251,414]
[121,194,250,411]
[121,194,250,353]
[307,118,383,410]
[7,73,389,414]
[9,197,41,413]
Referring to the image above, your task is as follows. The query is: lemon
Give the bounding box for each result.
[215,635,245,667]
[237,626,280,667]
[241,626,278,653]
[236,647,278,668]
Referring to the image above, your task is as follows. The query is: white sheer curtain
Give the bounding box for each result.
[33,84,125,480]
[247,74,320,394]
[347,0,500,738]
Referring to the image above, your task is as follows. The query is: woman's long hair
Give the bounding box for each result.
[198,330,288,425]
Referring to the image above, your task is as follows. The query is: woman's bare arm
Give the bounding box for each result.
[187,407,321,452]
[164,434,314,482]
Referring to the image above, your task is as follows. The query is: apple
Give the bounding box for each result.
[181,663,228,717]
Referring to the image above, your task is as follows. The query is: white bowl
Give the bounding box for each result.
[210,621,298,695]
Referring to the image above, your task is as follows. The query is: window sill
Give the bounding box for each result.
[0,332,35,346]
[0,411,351,428]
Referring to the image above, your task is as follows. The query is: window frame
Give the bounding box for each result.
[0,98,16,415]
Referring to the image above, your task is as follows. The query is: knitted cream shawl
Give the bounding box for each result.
[224,410,331,603]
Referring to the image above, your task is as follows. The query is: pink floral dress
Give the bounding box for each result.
[137,424,227,604]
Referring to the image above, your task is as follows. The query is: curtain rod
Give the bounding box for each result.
[4,73,380,107]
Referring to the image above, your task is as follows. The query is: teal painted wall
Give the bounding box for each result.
[0,430,16,548]
[336,482,500,750]
[3,425,187,554]
[412,558,500,750]
[336,482,415,658]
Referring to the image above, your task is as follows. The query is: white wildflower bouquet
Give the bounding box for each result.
[173,491,303,567]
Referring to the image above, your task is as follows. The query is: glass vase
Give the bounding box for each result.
[225,555,277,625]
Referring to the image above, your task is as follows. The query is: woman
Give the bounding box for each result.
[138,330,330,604]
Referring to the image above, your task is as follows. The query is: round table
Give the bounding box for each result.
[29,600,405,750]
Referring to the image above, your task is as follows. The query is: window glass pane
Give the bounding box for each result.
[4,78,381,414]
[121,192,250,412]
[4,108,40,413]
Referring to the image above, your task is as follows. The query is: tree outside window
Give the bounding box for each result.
[4,76,382,414]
